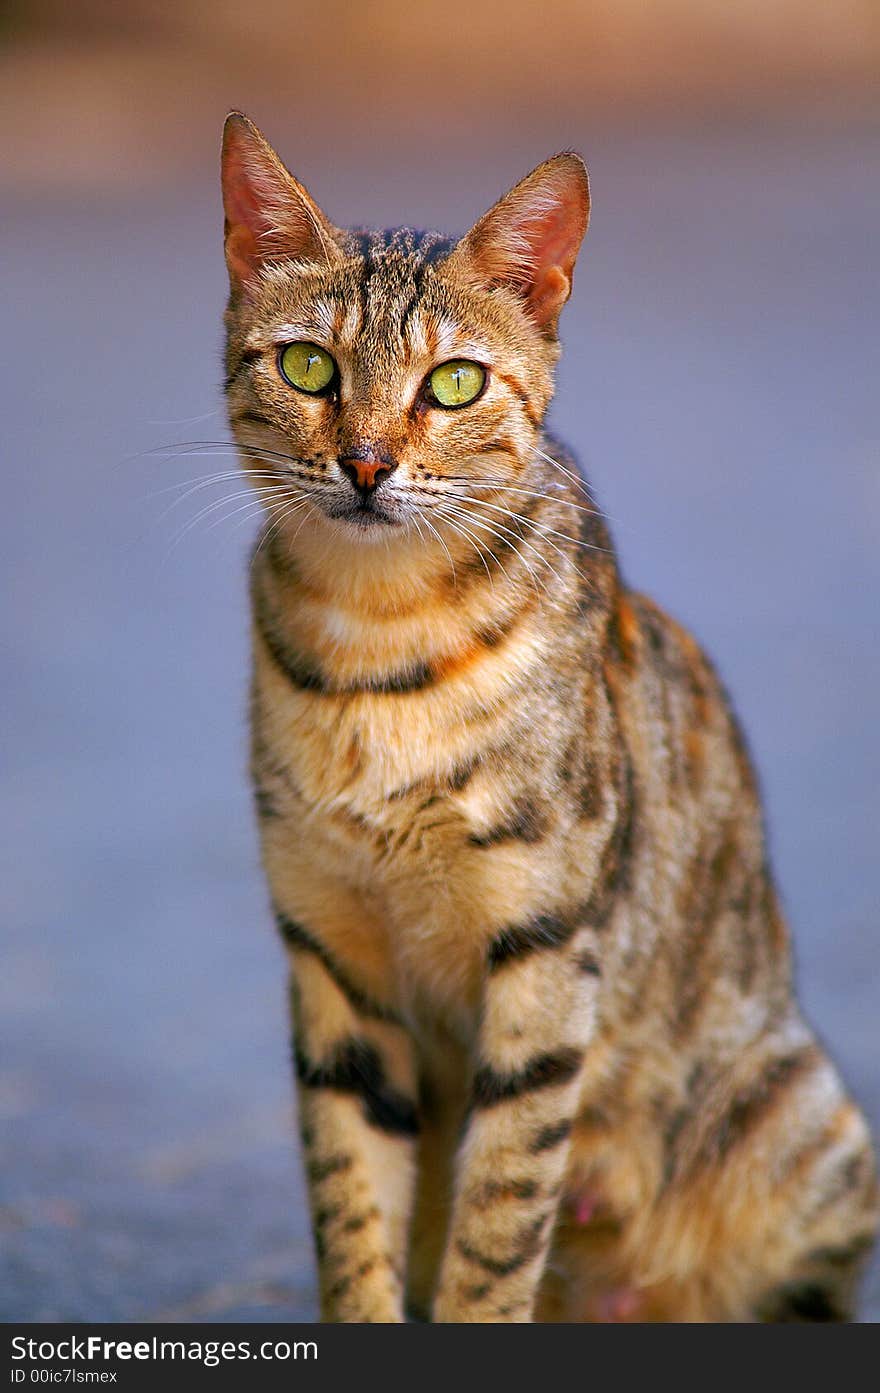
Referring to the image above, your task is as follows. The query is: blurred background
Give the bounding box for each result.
[1,1,878,1321]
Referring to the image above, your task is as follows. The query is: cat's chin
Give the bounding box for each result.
[323,506,403,542]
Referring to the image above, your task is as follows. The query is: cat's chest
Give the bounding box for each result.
[252,577,581,1016]
[269,688,562,1018]
[289,692,513,890]
[274,660,519,859]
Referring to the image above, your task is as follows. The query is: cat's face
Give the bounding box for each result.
[222,115,589,545]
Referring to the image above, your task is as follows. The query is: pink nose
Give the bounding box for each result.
[339,455,396,494]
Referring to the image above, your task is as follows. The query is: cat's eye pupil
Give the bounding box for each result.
[428,359,486,409]
[279,341,336,394]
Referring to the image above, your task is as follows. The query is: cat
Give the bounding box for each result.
[219,112,877,1321]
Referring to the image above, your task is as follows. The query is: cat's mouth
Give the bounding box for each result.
[325,497,401,532]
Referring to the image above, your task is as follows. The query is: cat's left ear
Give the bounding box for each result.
[221,112,343,296]
[448,153,590,336]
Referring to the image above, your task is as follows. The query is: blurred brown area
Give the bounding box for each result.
[2,0,879,193]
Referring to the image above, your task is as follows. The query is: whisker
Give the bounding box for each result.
[442,492,613,557]
[434,506,498,589]
[172,483,279,532]
[440,477,603,519]
[251,497,311,567]
[437,503,546,596]
[289,501,319,551]
[440,508,547,599]
[143,469,282,505]
[149,446,317,486]
[532,444,598,500]
[119,440,242,470]
[418,513,458,588]
[205,489,302,538]
[143,407,223,428]
[149,472,282,522]
[141,439,319,473]
[441,500,574,594]
[249,507,290,570]
[122,441,321,494]
[167,486,286,551]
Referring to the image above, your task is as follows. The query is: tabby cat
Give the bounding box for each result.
[219,112,877,1321]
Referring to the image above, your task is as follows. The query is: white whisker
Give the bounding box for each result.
[532,444,597,499]
[441,500,573,594]
[441,476,603,519]
[167,485,284,551]
[439,504,546,598]
[443,491,612,557]
[143,469,281,505]
[251,497,311,567]
[150,472,282,521]
[434,506,498,589]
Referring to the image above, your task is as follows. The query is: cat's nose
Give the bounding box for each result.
[339,453,398,496]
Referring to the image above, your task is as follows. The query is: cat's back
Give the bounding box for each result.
[598,583,794,1038]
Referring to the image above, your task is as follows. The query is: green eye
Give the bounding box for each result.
[428,359,486,408]
[279,341,336,394]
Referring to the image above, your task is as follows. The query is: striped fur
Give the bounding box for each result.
[220,114,878,1321]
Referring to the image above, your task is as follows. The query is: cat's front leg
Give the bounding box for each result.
[433,917,599,1322]
[279,912,419,1322]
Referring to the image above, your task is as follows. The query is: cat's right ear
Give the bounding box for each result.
[221,113,342,297]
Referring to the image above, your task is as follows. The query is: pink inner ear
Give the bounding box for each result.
[529,264,571,326]
[514,190,585,325]
[222,148,341,295]
[221,118,338,292]
[460,158,589,332]
[222,135,278,289]
[224,150,271,242]
[538,204,581,276]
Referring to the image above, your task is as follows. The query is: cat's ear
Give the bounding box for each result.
[448,154,590,335]
[221,112,342,296]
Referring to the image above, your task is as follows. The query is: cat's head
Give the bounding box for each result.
[221,113,589,546]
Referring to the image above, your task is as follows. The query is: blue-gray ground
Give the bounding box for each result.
[2,121,878,1321]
